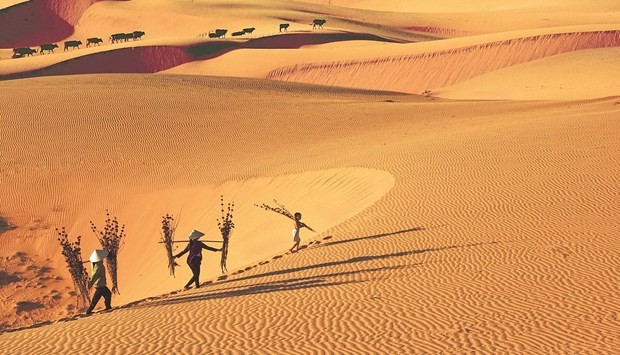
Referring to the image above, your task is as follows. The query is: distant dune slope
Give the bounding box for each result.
[298,0,620,13]
[267,30,620,94]
[0,32,391,80]
[436,47,620,100]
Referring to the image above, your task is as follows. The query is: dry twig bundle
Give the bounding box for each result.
[255,199,316,232]
[217,196,235,274]
[90,210,125,295]
[161,214,179,277]
[56,227,90,310]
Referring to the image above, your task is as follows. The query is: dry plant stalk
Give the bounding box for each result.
[255,199,316,232]
[90,210,125,295]
[56,227,90,310]
[161,214,179,277]
[217,196,235,274]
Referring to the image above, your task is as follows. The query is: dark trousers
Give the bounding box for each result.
[87,286,112,313]
[185,259,201,288]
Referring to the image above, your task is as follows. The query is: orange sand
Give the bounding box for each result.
[0,0,619,353]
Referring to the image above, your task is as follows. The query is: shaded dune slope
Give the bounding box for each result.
[0,0,126,47]
[267,30,620,93]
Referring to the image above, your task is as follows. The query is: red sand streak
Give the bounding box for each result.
[1,46,192,79]
[402,26,473,37]
[266,30,620,93]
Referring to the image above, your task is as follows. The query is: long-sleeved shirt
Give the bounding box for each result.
[89,261,107,288]
[175,240,219,264]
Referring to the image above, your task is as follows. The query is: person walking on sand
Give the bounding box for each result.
[86,249,112,315]
[290,212,309,253]
[174,230,221,290]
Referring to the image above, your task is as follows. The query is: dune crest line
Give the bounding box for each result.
[266,30,620,93]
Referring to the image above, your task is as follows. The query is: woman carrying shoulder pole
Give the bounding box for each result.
[174,230,221,290]
[86,249,112,314]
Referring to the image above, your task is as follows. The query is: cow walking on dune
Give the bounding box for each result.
[110,33,135,43]
[86,38,103,47]
[312,19,326,29]
[132,31,145,40]
[208,29,228,38]
[110,33,125,43]
[64,40,82,51]
[279,23,289,32]
[39,44,58,54]
[12,47,37,57]
[243,27,256,35]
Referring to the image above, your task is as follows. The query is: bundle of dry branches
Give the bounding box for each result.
[90,210,125,295]
[217,196,235,274]
[56,227,90,310]
[255,199,316,232]
[161,214,179,277]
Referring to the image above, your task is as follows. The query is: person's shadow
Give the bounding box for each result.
[138,226,495,309]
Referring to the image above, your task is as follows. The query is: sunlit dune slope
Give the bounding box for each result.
[435,47,620,100]
[299,0,620,13]
[267,28,620,95]
[0,75,619,353]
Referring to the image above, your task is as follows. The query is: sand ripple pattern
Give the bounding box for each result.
[0,76,618,353]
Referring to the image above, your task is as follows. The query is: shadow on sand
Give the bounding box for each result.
[0,216,15,234]
[139,229,493,309]
[139,264,409,309]
[321,226,425,248]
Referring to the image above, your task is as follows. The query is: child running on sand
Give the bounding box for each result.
[174,230,221,290]
[86,249,112,315]
[290,212,309,253]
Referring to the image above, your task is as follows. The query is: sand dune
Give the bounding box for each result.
[267,29,620,94]
[0,32,392,80]
[0,74,619,353]
[299,0,620,13]
[1,0,620,353]
[436,47,620,100]
[0,0,123,47]
[0,74,401,329]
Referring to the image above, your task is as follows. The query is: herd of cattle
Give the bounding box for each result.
[10,19,327,59]
[201,19,327,38]
[11,30,146,58]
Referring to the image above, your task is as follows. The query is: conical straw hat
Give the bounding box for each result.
[89,249,109,262]
[188,229,205,240]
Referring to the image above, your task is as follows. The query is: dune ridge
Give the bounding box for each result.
[0,32,392,80]
[402,26,472,37]
[266,30,620,93]
[436,47,620,100]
